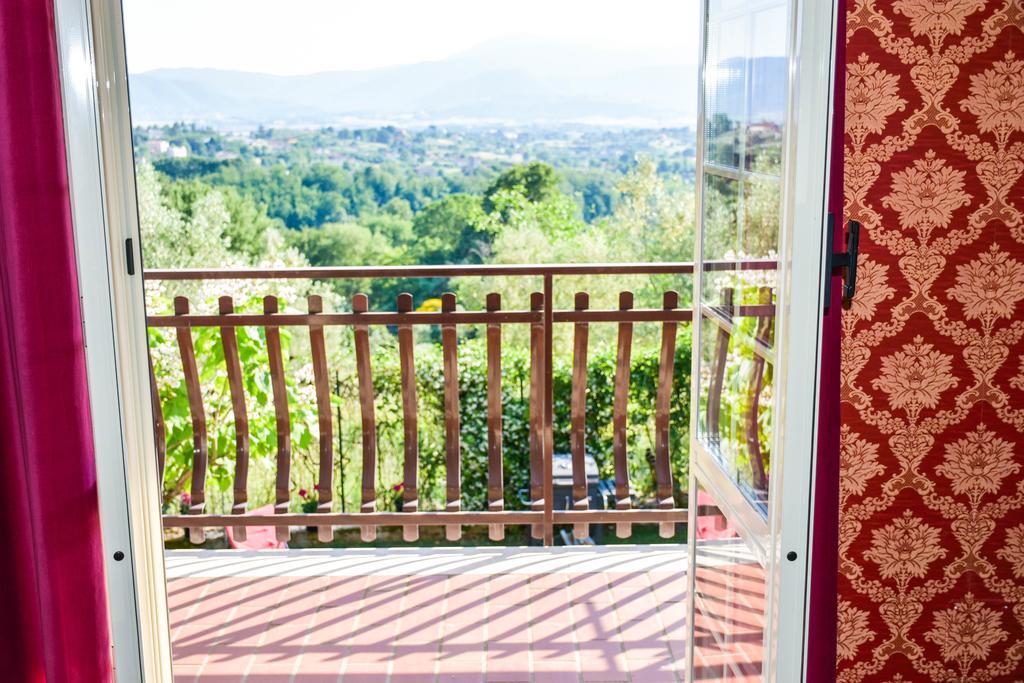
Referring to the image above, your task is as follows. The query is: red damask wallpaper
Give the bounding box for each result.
[838,1,1024,680]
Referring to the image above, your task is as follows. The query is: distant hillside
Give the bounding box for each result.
[129,38,701,129]
[128,38,785,130]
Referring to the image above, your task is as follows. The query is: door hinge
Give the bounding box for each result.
[824,214,860,312]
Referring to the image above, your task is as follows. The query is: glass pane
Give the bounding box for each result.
[692,484,766,680]
[741,174,781,259]
[697,0,787,514]
[745,4,788,174]
[696,285,774,509]
[703,4,748,169]
[702,173,740,263]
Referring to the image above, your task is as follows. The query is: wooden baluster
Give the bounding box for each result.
[219,296,250,542]
[542,274,555,547]
[352,294,378,542]
[528,291,545,540]
[148,353,167,488]
[570,292,590,540]
[397,293,419,542]
[485,293,505,541]
[308,295,334,542]
[174,297,207,544]
[707,288,734,445]
[654,291,679,539]
[613,291,634,539]
[745,287,774,499]
[264,295,292,542]
[441,293,462,541]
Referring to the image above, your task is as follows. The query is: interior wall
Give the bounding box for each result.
[838,1,1024,680]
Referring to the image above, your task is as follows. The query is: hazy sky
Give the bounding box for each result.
[123,0,699,75]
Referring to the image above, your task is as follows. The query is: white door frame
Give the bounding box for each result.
[686,0,838,680]
[53,0,835,678]
[53,0,173,679]
[770,0,838,676]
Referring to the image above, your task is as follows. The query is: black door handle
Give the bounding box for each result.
[824,215,860,311]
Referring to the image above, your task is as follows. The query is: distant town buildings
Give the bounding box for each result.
[144,138,189,159]
[144,139,169,156]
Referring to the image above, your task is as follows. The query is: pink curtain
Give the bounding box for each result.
[806,1,845,680]
[0,1,113,681]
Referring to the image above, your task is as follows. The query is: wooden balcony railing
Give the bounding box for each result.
[145,262,774,546]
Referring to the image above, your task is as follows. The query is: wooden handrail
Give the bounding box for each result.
[143,259,776,281]
[146,309,700,328]
[161,508,689,528]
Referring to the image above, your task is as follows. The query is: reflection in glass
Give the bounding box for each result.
[697,283,774,509]
[702,174,740,263]
[745,4,787,173]
[703,8,747,170]
[698,0,787,514]
[741,173,780,259]
[692,485,765,680]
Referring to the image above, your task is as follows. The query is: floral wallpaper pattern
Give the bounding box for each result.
[839,0,1024,680]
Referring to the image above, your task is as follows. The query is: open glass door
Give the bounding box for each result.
[686,0,837,681]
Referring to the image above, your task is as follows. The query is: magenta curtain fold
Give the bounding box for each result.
[0,2,113,682]
[806,1,845,680]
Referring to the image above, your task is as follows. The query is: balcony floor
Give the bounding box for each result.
[167,546,689,682]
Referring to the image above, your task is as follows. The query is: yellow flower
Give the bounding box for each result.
[417,298,443,313]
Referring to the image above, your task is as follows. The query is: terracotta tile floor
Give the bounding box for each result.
[166,547,690,682]
[691,541,766,682]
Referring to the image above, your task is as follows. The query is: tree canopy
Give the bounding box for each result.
[482,161,561,213]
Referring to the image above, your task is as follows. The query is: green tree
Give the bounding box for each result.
[482,161,561,214]
[219,188,283,261]
[136,162,241,270]
[560,168,625,223]
[288,222,393,267]
[382,197,413,221]
[410,194,490,265]
[606,158,695,264]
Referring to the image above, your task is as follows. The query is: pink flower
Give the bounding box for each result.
[298,488,308,498]
[392,483,404,492]
[181,493,191,505]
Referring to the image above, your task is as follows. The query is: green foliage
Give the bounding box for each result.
[562,169,620,222]
[140,155,336,512]
[153,156,225,179]
[483,161,561,214]
[138,125,707,524]
[155,331,691,516]
[694,141,781,497]
[156,156,458,229]
[606,157,695,264]
[410,194,490,264]
[287,222,398,269]
[150,317,319,508]
[136,162,241,270]
[156,174,283,262]
[552,334,693,505]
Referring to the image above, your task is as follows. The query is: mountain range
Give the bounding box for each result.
[128,38,783,130]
